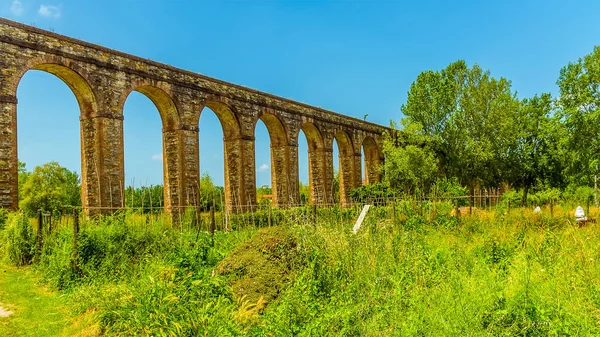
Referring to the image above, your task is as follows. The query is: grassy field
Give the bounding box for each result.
[0,266,98,336]
[1,204,600,336]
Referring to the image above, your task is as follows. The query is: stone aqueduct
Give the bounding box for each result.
[0,18,388,213]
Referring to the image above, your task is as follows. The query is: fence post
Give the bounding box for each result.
[312,204,317,227]
[454,199,459,218]
[36,209,43,259]
[210,206,215,246]
[507,199,511,215]
[391,201,396,224]
[268,204,272,227]
[470,195,473,215]
[72,209,80,272]
[550,199,553,217]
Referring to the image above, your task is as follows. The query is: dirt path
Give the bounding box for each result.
[0,266,98,336]
[0,303,13,317]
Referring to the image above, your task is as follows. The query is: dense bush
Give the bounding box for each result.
[1,213,35,266]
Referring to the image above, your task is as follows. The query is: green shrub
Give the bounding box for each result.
[2,213,35,266]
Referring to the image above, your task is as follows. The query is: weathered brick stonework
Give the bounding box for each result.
[0,18,388,213]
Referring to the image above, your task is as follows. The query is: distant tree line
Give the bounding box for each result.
[379,46,600,205]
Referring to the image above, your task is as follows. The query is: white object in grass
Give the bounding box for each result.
[353,205,371,234]
[575,206,587,221]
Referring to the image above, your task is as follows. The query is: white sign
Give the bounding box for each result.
[353,205,371,234]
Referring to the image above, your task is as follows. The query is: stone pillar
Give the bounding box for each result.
[162,129,182,215]
[364,154,381,184]
[287,144,300,206]
[180,126,200,207]
[271,144,300,207]
[352,153,362,188]
[80,113,125,214]
[308,148,329,205]
[162,126,200,216]
[0,95,18,209]
[338,152,355,206]
[223,136,256,212]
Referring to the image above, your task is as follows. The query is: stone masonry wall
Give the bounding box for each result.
[0,18,388,213]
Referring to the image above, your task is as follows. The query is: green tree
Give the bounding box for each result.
[382,122,438,194]
[401,60,519,193]
[505,93,563,204]
[557,46,600,187]
[19,161,81,216]
[198,173,223,211]
[124,185,164,211]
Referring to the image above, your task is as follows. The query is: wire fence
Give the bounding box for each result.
[28,191,600,240]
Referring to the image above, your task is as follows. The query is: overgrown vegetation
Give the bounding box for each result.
[2,205,600,335]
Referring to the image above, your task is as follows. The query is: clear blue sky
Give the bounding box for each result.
[2,0,600,187]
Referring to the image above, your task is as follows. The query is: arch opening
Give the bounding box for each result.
[298,122,325,205]
[121,84,182,212]
[333,130,355,205]
[15,68,84,210]
[122,91,164,209]
[254,112,292,206]
[198,101,241,212]
[10,62,99,211]
[198,106,226,212]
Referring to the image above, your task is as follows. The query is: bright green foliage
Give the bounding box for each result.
[349,183,394,203]
[123,184,164,210]
[1,213,35,266]
[3,210,600,335]
[383,124,438,194]
[505,93,566,203]
[299,182,310,205]
[198,172,224,211]
[17,161,29,200]
[558,46,600,186]
[0,266,97,336]
[19,161,80,216]
[401,60,519,190]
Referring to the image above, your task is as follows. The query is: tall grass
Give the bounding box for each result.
[1,206,600,335]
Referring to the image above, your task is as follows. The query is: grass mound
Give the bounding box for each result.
[217,226,300,309]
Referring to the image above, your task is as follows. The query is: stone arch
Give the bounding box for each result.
[362,136,382,185]
[119,81,183,213]
[199,98,242,139]
[255,111,289,146]
[300,122,324,151]
[4,57,100,210]
[333,129,357,205]
[254,110,295,206]
[10,56,98,118]
[196,98,245,211]
[119,81,181,132]
[334,129,355,156]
